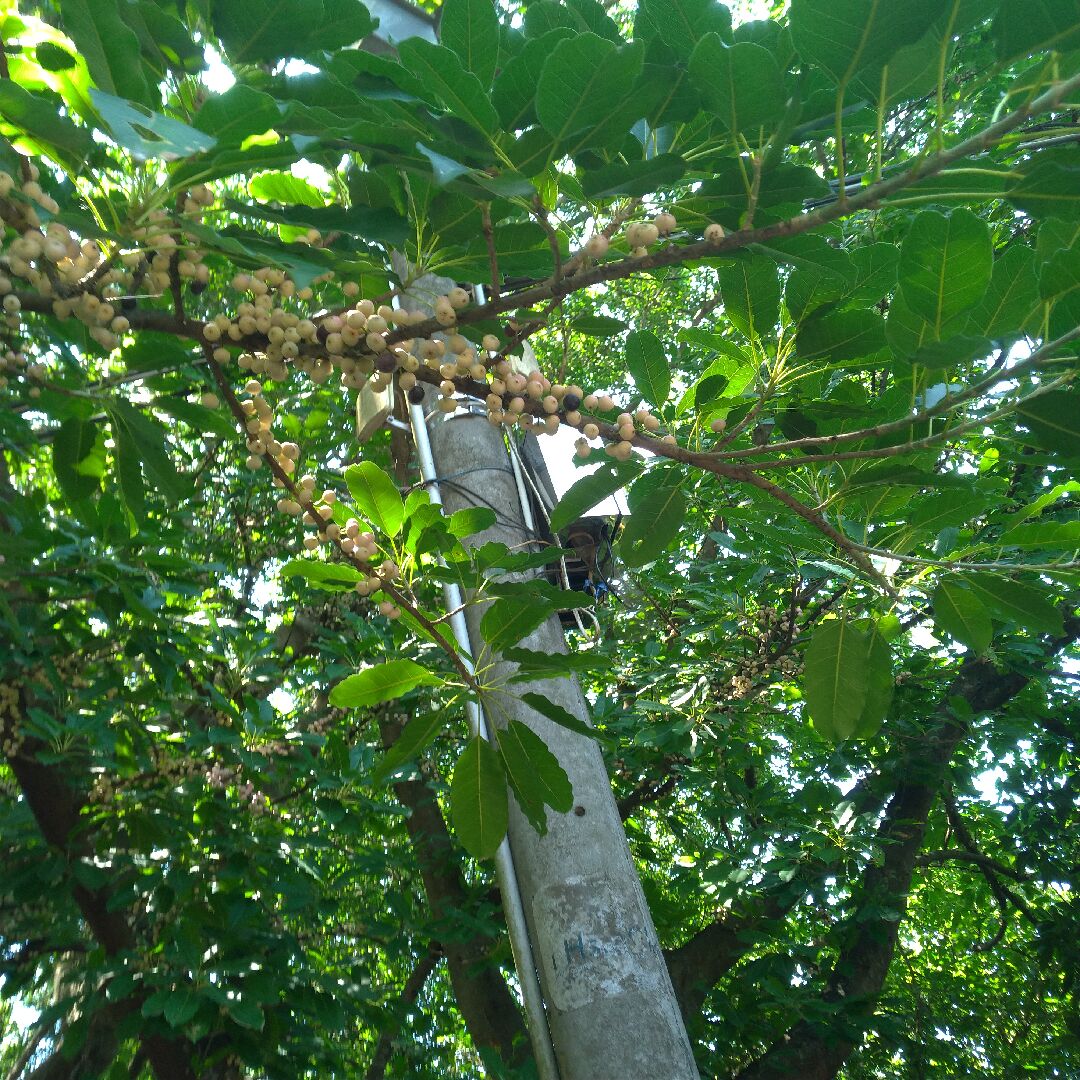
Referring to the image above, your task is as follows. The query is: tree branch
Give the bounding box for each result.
[733,615,1080,1080]
[364,945,441,1080]
[378,715,530,1069]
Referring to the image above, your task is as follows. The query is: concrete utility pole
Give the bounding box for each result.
[395,267,699,1080]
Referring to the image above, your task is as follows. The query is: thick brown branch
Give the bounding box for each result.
[7,732,197,1080]
[379,716,530,1068]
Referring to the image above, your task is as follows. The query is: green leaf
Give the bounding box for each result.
[130,2,205,72]
[107,402,188,503]
[281,560,363,592]
[1003,481,1080,531]
[194,85,281,146]
[676,354,753,415]
[344,462,405,537]
[225,997,264,1032]
[398,39,500,136]
[372,712,444,783]
[789,0,941,83]
[494,29,575,130]
[848,242,901,305]
[796,309,887,364]
[906,491,997,535]
[911,334,992,371]
[90,90,216,160]
[638,0,732,60]
[448,506,497,538]
[163,989,200,1029]
[1007,160,1080,220]
[898,208,992,335]
[53,418,105,502]
[886,289,961,360]
[212,0,373,63]
[688,37,784,138]
[140,990,169,1018]
[1040,239,1080,295]
[804,618,889,742]
[249,171,325,207]
[580,153,687,198]
[719,257,781,339]
[1016,390,1080,454]
[618,476,686,567]
[35,42,78,72]
[549,460,641,532]
[480,596,554,651]
[300,0,377,57]
[997,521,1080,549]
[1038,241,1080,340]
[851,21,944,107]
[521,692,596,738]
[451,735,508,859]
[502,646,604,681]
[625,330,671,408]
[751,234,857,280]
[853,621,894,739]
[536,34,644,148]
[112,423,145,526]
[498,720,574,820]
[933,579,992,653]
[967,246,1040,340]
[992,0,1080,61]
[568,315,628,337]
[61,0,152,107]
[961,574,1064,637]
[329,660,443,709]
[416,143,473,186]
[0,82,94,164]
[441,0,500,87]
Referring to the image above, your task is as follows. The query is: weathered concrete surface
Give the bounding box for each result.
[426,408,699,1080]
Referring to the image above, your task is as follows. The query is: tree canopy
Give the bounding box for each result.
[0,0,1079,1077]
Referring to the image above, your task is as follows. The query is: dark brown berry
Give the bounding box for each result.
[407,385,425,404]
[562,392,581,412]
[376,351,397,373]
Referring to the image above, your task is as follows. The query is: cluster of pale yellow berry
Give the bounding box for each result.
[726,607,804,700]
[0,346,25,389]
[234,380,405,615]
[1,178,709,470]
[0,680,23,757]
[191,209,706,463]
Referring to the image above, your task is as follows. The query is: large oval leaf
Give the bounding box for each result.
[372,712,444,784]
[329,660,442,708]
[899,208,992,334]
[480,596,554,651]
[497,719,573,813]
[625,329,671,408]
[451,735,508,859]
[618,476,686,567]
[281,559,363,592]
[344,461,405,537]
[549,459,641,533]
[803,617,892,742]
[933,580,992,654]
[688,37,784,139]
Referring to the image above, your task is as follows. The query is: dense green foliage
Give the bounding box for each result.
[0,0,1078,1077]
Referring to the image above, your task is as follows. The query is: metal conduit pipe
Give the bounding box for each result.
[408,400,562,1080]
